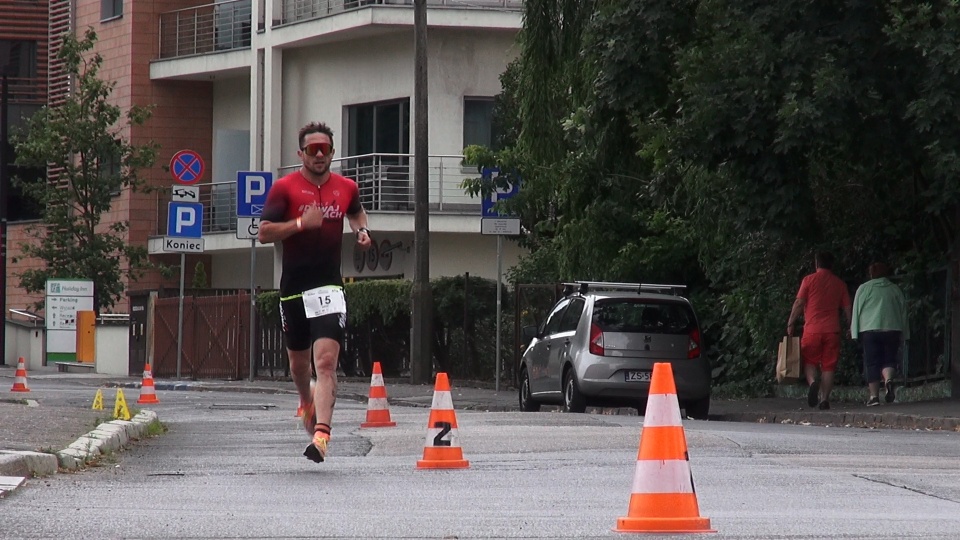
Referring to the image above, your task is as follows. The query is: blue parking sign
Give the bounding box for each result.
[480,167,519,218]
[167,202,203,238]
[237,171,273,217]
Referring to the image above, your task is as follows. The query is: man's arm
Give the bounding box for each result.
[258,217,301,244]
[842,305,852,339]
[257,183,293,244]
[347,209,372,250]
[787,297,805,337]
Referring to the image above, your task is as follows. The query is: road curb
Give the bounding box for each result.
[0,410,160,499]
[711,412,960,431]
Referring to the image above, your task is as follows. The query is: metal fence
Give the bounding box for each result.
[157,0,521,60]
[159,0,252,59]
[277,0,523,26]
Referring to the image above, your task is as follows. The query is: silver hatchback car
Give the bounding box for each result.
[518,281,711,418]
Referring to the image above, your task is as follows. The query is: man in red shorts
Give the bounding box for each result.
[786,252,851,410]
[258,121,372,462]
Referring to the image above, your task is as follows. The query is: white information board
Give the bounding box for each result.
[45,279,95,360]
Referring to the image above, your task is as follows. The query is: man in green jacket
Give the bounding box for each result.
[850,262,909,406]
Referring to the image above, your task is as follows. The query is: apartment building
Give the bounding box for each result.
[3,0,527,326]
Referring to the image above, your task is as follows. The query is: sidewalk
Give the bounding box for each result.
[2,365,959,483]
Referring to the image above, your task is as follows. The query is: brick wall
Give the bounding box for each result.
[81,0,215,305]
[5,223,48,313]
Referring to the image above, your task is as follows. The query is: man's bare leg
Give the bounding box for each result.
[304,338,339,463]
[288,348,314,407]
[820,370,835,403]
[804,364,817,387]
[312,337,340,429]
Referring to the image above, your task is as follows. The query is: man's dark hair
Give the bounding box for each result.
[869,262,890,279]
[814,252,834,270]
[298,122,335,149]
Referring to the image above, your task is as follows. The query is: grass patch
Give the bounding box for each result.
[144,419,167,437]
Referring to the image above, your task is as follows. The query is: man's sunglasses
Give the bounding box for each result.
[301,142,333,157]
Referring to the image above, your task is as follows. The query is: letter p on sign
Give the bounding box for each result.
[245,175,266,204]
[175,206,196,233]
[237,171,273,217]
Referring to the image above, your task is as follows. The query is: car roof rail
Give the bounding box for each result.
[561,281,687,296]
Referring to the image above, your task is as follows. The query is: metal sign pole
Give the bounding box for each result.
[248,238,256,382]
[176,252,185,379]
[495,234,503,392]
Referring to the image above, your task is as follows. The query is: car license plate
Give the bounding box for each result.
[624,370,652,382]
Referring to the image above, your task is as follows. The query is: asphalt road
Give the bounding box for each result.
[3,388,960,539]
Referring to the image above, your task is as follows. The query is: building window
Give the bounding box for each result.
[346,99,410,157]
[0,41,37,78]
[99,140,123,197]
[463,97,497,150]
[101,0,123,21]
[344,99,412,211]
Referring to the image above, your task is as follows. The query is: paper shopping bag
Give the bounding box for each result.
[776,336,802,383]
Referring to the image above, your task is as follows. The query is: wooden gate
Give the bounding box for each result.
[154,293,251,379]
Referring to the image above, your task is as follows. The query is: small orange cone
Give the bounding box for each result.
[136,363,160,404]
[615,363,714,534]
[360,362,397,428]
[416,372,469,469]
[10,357,29,392]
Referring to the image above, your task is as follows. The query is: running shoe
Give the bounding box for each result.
[884,380,896,403]
[866,396,880,407]
[303,433,328,463]
[818,400,830,410]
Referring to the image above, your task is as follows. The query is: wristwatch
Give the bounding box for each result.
[357,227,371,237]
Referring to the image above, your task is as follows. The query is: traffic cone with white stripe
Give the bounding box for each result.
[416,372,469,469]
[136,363,160,404]
[360,362,396,428]
[10,357,29,392]
[615,362,714,533]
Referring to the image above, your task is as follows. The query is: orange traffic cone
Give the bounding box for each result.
[136,363,160,404]
[360,362,397,428]
[416,372,469,469]
[10,357,29,392]
[615,362,714,534]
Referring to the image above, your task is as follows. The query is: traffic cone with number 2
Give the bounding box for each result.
[615,362,714,533]
[416,372,469,469]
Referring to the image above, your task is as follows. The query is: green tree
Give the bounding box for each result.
[191,261,208,289]
[466,0,960,392]
[12,28,158,313]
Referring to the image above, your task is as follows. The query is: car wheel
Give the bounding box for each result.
[563,371,586,413]
[518,368,541,412]
[683,397,710,420]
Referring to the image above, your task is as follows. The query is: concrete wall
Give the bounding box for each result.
[339,231,523,281]
[95,324,130,376]
[279,28,515,165]
[5,322,45,371]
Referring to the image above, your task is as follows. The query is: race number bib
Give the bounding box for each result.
[301,286,346,319]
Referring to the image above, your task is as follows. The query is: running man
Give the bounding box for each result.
[258,121,371,462]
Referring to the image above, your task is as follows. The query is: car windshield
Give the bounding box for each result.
[592,299,694,335]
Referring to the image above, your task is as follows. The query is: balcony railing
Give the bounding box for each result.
[156,0,519,60]
[159,0,253,60]
[155,153,482,236]
[278,0,523,25]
